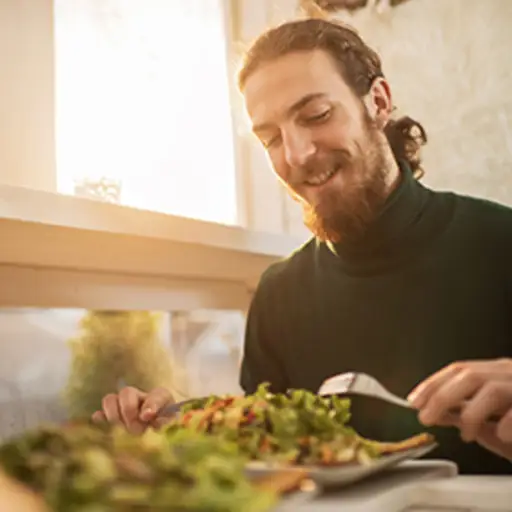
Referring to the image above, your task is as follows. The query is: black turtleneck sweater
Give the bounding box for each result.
[240,163,512,475]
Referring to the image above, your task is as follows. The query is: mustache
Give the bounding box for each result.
[292,150,353,185]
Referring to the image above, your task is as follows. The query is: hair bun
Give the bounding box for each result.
[384,116,428,180]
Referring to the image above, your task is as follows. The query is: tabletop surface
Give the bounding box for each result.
[280,459,512,512]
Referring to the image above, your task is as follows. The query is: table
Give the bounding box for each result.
[287,460,512,512]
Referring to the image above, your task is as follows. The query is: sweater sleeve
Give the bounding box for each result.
[239,270,288,395]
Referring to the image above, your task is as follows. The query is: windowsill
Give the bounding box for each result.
[0,185,306,310]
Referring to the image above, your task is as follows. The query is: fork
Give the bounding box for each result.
[317,371,500,423]
[318,372,412,408]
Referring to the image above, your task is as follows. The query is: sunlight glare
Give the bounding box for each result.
[54,0,238,225]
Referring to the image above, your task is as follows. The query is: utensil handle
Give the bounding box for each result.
[160,399,193,417]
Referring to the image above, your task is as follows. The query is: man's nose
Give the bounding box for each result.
[282,130,316,169]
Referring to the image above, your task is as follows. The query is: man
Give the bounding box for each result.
[94,17,512,473]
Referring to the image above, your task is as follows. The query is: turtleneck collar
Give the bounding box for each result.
[323,160,452,274]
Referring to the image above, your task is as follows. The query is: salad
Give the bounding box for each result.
[0,423,276,512]
[167,383,434,467]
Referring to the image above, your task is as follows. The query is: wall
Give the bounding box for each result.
[0,0,56,191]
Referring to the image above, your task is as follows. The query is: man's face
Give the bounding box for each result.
[243,50,392,242]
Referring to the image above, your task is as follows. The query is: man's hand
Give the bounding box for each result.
[91,387,175,434]
[408,358,512,461]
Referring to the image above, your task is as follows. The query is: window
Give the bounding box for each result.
[53,0,239,225]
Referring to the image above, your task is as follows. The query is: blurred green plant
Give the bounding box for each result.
[63,311,174,420]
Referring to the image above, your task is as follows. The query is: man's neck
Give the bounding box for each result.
[382,150,402,198]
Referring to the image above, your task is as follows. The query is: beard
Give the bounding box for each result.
[299,115,389,244]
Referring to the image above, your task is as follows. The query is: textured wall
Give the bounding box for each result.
[285,0,512,236]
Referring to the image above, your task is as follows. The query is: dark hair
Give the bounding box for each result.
[384,116,427,180]
[238,16,427,179]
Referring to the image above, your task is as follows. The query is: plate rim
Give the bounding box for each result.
[245,441,438,486]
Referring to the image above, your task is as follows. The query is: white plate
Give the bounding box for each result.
[245,442,437,488]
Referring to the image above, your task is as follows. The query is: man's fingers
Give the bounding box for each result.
[418,368,486,425]
[118,387,146,423]
[474,422,512,462]
[474,423,504,453]
[408,360,507,410]
[139,387,174,422]
[408,363,462,409]
[410,359,512,461]
[459,381,512,441]
[411,360,511,426]
[496,408,512,444]
[93,387,175,433]
[91,410,107,424]
[118,387,148,434]
[101,393,122,423]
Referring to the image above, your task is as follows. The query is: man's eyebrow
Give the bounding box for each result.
[252,92,329,134]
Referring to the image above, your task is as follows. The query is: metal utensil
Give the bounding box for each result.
[317,371,500,423]
[318,372,412,408]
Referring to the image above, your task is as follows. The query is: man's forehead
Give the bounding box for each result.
[243,50,344,126]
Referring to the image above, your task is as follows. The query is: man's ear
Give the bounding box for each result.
[363,77,393,129]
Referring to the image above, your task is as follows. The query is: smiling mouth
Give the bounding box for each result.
[304,166,339,187]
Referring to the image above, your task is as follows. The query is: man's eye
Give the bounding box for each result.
[305,110,331,124]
